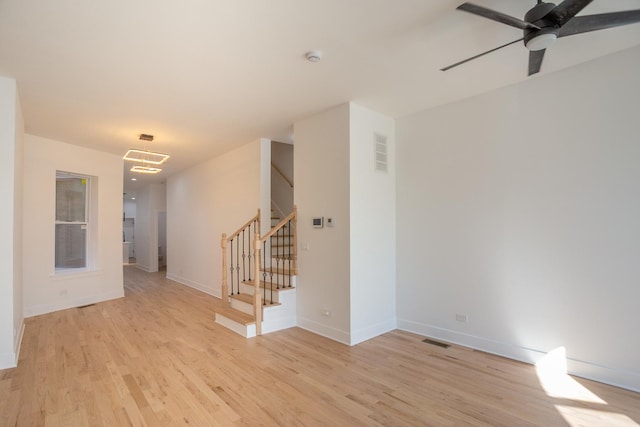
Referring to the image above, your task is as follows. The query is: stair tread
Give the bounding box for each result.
[214,307,255,325]
[260,267,298,275]
[230,293,282,306]
[271,254,297,260]
[270,243,293,248]
[242,279,295,291]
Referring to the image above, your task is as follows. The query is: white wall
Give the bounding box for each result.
[166,139,269,297]
[294,103,397,345]
[349,103,396,344]
[134,183,166,272]
[23,135,124,317]
[0,76,24,369]
[294,104,352,343]
[396,46,640,391]
[271,141,294,217]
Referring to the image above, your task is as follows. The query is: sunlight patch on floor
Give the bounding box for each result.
[535,347,605,404]
[555,406,639,427]
[536,347,639,427]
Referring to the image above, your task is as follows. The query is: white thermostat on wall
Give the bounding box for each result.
[312,217,324,228]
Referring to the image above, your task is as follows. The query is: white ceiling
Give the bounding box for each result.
[1,0,639,196]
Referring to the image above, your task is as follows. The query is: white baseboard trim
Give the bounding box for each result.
[297,316,351,346]
[565,358,640,393]
[0,321,23,369]
[166,273,221,299]
[262,316,297,334]
[135,264,153,273]
[397,318,640,393]
[0,352,16,370]
[24,289,125,318]
[350,317,397,346]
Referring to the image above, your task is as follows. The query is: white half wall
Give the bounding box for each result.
[396,46,640,391]
[349,103,396,344]
[0,76,24,369]
[23,135,124,317]
[166,139,269,297]
[294,104,351,344]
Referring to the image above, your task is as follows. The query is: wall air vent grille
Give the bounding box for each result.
[422,338,451,349]
[374,132,388,173]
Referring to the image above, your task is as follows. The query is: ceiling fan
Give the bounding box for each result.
[441,0,640,76]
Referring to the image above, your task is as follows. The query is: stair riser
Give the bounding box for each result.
[230,298,254,315]
[266,249,294,257]
[268,234,293,243]
[256,273,297,288]
[215,314,256,338]
[238,286,293,304]
[240,280,295,298]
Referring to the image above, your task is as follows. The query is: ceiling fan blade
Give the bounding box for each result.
[441,38,524,72]
[457,3,540,30]
[559,10,640,37]
[544,0,593,27]
[528,49,546,76]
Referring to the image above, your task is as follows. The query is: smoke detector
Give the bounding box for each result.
[305,50,323,63]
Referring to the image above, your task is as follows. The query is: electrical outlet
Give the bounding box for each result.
[321,309,332,317]
[456,314,468,323]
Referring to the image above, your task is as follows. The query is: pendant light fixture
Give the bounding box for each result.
[123,134,170,174]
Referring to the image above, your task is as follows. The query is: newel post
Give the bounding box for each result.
[221,233,228,307]
[253,232,262,335]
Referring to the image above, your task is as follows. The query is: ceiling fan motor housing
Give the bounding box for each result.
[524,2,560,50]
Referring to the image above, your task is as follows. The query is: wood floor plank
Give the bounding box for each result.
[2,265,639,426]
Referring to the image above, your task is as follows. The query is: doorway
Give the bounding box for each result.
[158,211,167,271]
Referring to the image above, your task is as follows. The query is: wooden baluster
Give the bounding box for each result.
[221,233,228,307]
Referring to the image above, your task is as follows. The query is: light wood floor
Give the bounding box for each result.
[2,267,639,426]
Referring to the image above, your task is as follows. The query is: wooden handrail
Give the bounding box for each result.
[271,162,293,188]
[227,210,260,241]
[261,208,296,241]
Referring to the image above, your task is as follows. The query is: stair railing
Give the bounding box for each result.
[253,206,297,335]
[220,206,297,336]
[221,210,260,308]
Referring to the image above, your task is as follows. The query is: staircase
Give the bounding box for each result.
[214,207,297,337]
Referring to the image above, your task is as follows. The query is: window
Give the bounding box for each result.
[55,172,90,270]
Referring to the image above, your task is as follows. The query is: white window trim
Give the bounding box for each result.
[54,171,92,274]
